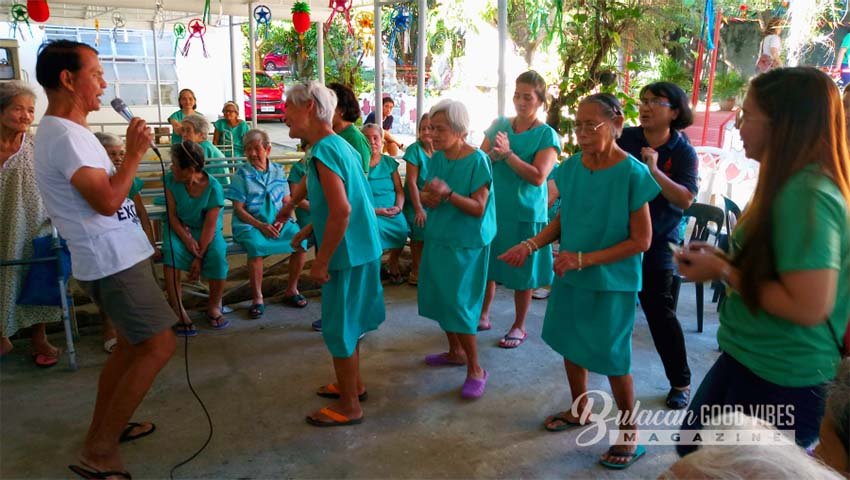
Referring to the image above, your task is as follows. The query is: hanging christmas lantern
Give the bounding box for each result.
[291,1,310,34]
[26,0,48,22]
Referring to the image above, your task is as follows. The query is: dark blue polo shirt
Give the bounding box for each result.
[365,112,393,131]
[617,126,699,270]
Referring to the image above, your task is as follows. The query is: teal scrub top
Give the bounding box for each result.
[337,124,372,175]
[484,116,561,223]
[163,171,225,231]
[167,110,200,145]
[368,155,401,209]
[288,159,311,228]
[841,33,850,65]
[200,140,229,186]
[227,162,289,236]
[213,119,250,158]
[554,153,660,292]
[307,134,382,270]
[128,177,145,199]
[402,141,431,191]
[424,148,497,248]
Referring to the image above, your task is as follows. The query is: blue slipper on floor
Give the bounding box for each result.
[599,444,646,470]
[208,315,230,330]
[173,323,198,337]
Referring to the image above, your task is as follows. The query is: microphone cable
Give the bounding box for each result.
[148,143,214,479]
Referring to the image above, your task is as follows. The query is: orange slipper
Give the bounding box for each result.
[32,352,59,368]
[305,407,363,427]
[316,383,368,401]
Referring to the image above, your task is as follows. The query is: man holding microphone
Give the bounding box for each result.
[34,40,176,479]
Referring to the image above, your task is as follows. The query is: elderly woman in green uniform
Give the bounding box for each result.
[402,113,434,285]
[501,93,660,470]
[478,71,560,348]
[168,88,200,145]
[181,113,229,185]
[162,140,230,336]
[213,101,250,158]
[277,81,385,426]
[418,99,496,399]
[362,123,408,284]
[227,128,308,319]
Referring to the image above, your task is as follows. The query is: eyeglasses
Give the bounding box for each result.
[223,109,238,114]
[574,121,606,133]
[639,98,673,108]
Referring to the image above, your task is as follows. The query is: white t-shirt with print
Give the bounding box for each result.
[761,34,781,56]
[34,116,153,281]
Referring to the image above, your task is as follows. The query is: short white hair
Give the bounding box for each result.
[243,128,270,147]
[0,80,36,112]
[182,113,210,136]
[429,99,470,136]
[361,122,383,137]
[826,358,850,454]
[286,81,337,126]
[94,131,123,148]
[660,413,844,479]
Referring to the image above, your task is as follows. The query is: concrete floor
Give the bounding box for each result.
[1,281,722,479]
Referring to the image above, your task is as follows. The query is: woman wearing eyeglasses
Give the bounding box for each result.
[213,101,250,158]
[500,93,660,470]
[616,82,699,411]
[162,141,229,336]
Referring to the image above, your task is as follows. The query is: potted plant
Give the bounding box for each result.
[713,70,747,111]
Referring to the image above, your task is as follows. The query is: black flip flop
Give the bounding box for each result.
[69,464,132,479]
[119,422,156,443]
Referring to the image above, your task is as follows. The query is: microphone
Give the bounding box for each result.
[110,97,161,158]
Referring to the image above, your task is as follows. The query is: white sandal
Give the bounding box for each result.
[103,337,118,354]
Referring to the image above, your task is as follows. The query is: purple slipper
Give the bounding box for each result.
[461,370,488,399]
[424,352,466,367]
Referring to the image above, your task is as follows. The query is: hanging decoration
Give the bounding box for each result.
[387,5,412,65]
[112,11,128,43]
[253,5,271,40]
[9,3,31,41]
[201,0,211,25]
[291,1,310,60]
[181,18,208,57]
[173,22,187,55]
[326,0,354,35]
[153,0,166,38]
[25,0,48,22]
[94,17,100,46]
[354,11,374,56]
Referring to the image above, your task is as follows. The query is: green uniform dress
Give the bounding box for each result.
[228,162,305,258]
[308,134,385,358]
[547,162,561,221]
[543,153,660,376]
[368,155,409,249]
[719,164,850,388]
[337,124,372,175]
[161,171,229,280]
[418,149,497,335]
[212,119,250,158]
[485,116,561,290]
[402,141,431,241]
[288,158,311,230]
[200,140,230,186]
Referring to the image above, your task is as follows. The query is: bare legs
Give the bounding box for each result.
[80,329,175,474]
[1,325,59,358]
[308,343,365,422]
[284,250,307,297]
[163,265,224,326]
[247,257,264,305]
[479,281,533,346]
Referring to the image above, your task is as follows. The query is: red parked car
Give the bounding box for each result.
[244,71,285,122]
[263,51,291,73]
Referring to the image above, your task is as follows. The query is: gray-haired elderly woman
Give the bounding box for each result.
[226,128,308,318]
[180,113,229,184]
[814,357,849,475]
[417,99,496,399]
[275,81,385,427]
[0,80,62,367]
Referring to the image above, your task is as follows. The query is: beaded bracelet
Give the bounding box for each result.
[527,238,539,252]
[578,251,583,271]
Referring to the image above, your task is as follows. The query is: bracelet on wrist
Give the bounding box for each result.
[578,251,583,271]
[526,238,539,252]
[521,240,534,255]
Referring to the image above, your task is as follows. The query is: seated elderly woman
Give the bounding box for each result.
[227,129,308,318]
[0,80,62,367]
[814,357,849,475]
[362,123,409,284]
[180,113,229,185]
[660,413,845,479]
[162,140,229,336]
[213,101,250,158]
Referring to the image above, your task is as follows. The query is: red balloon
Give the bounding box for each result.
[27,0,50,22]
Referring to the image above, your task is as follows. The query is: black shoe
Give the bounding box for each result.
[666,387,690,410]
[311,318,322,332]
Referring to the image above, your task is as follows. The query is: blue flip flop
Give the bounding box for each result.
[599,444,646,470]
[173,323,198,337]
[208,314,231,330]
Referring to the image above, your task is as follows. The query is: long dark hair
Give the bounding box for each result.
[733,67,850,310]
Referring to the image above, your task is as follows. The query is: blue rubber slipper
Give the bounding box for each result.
[208,314,230,330]
[173,323,198,337]
[599,444,646,470]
